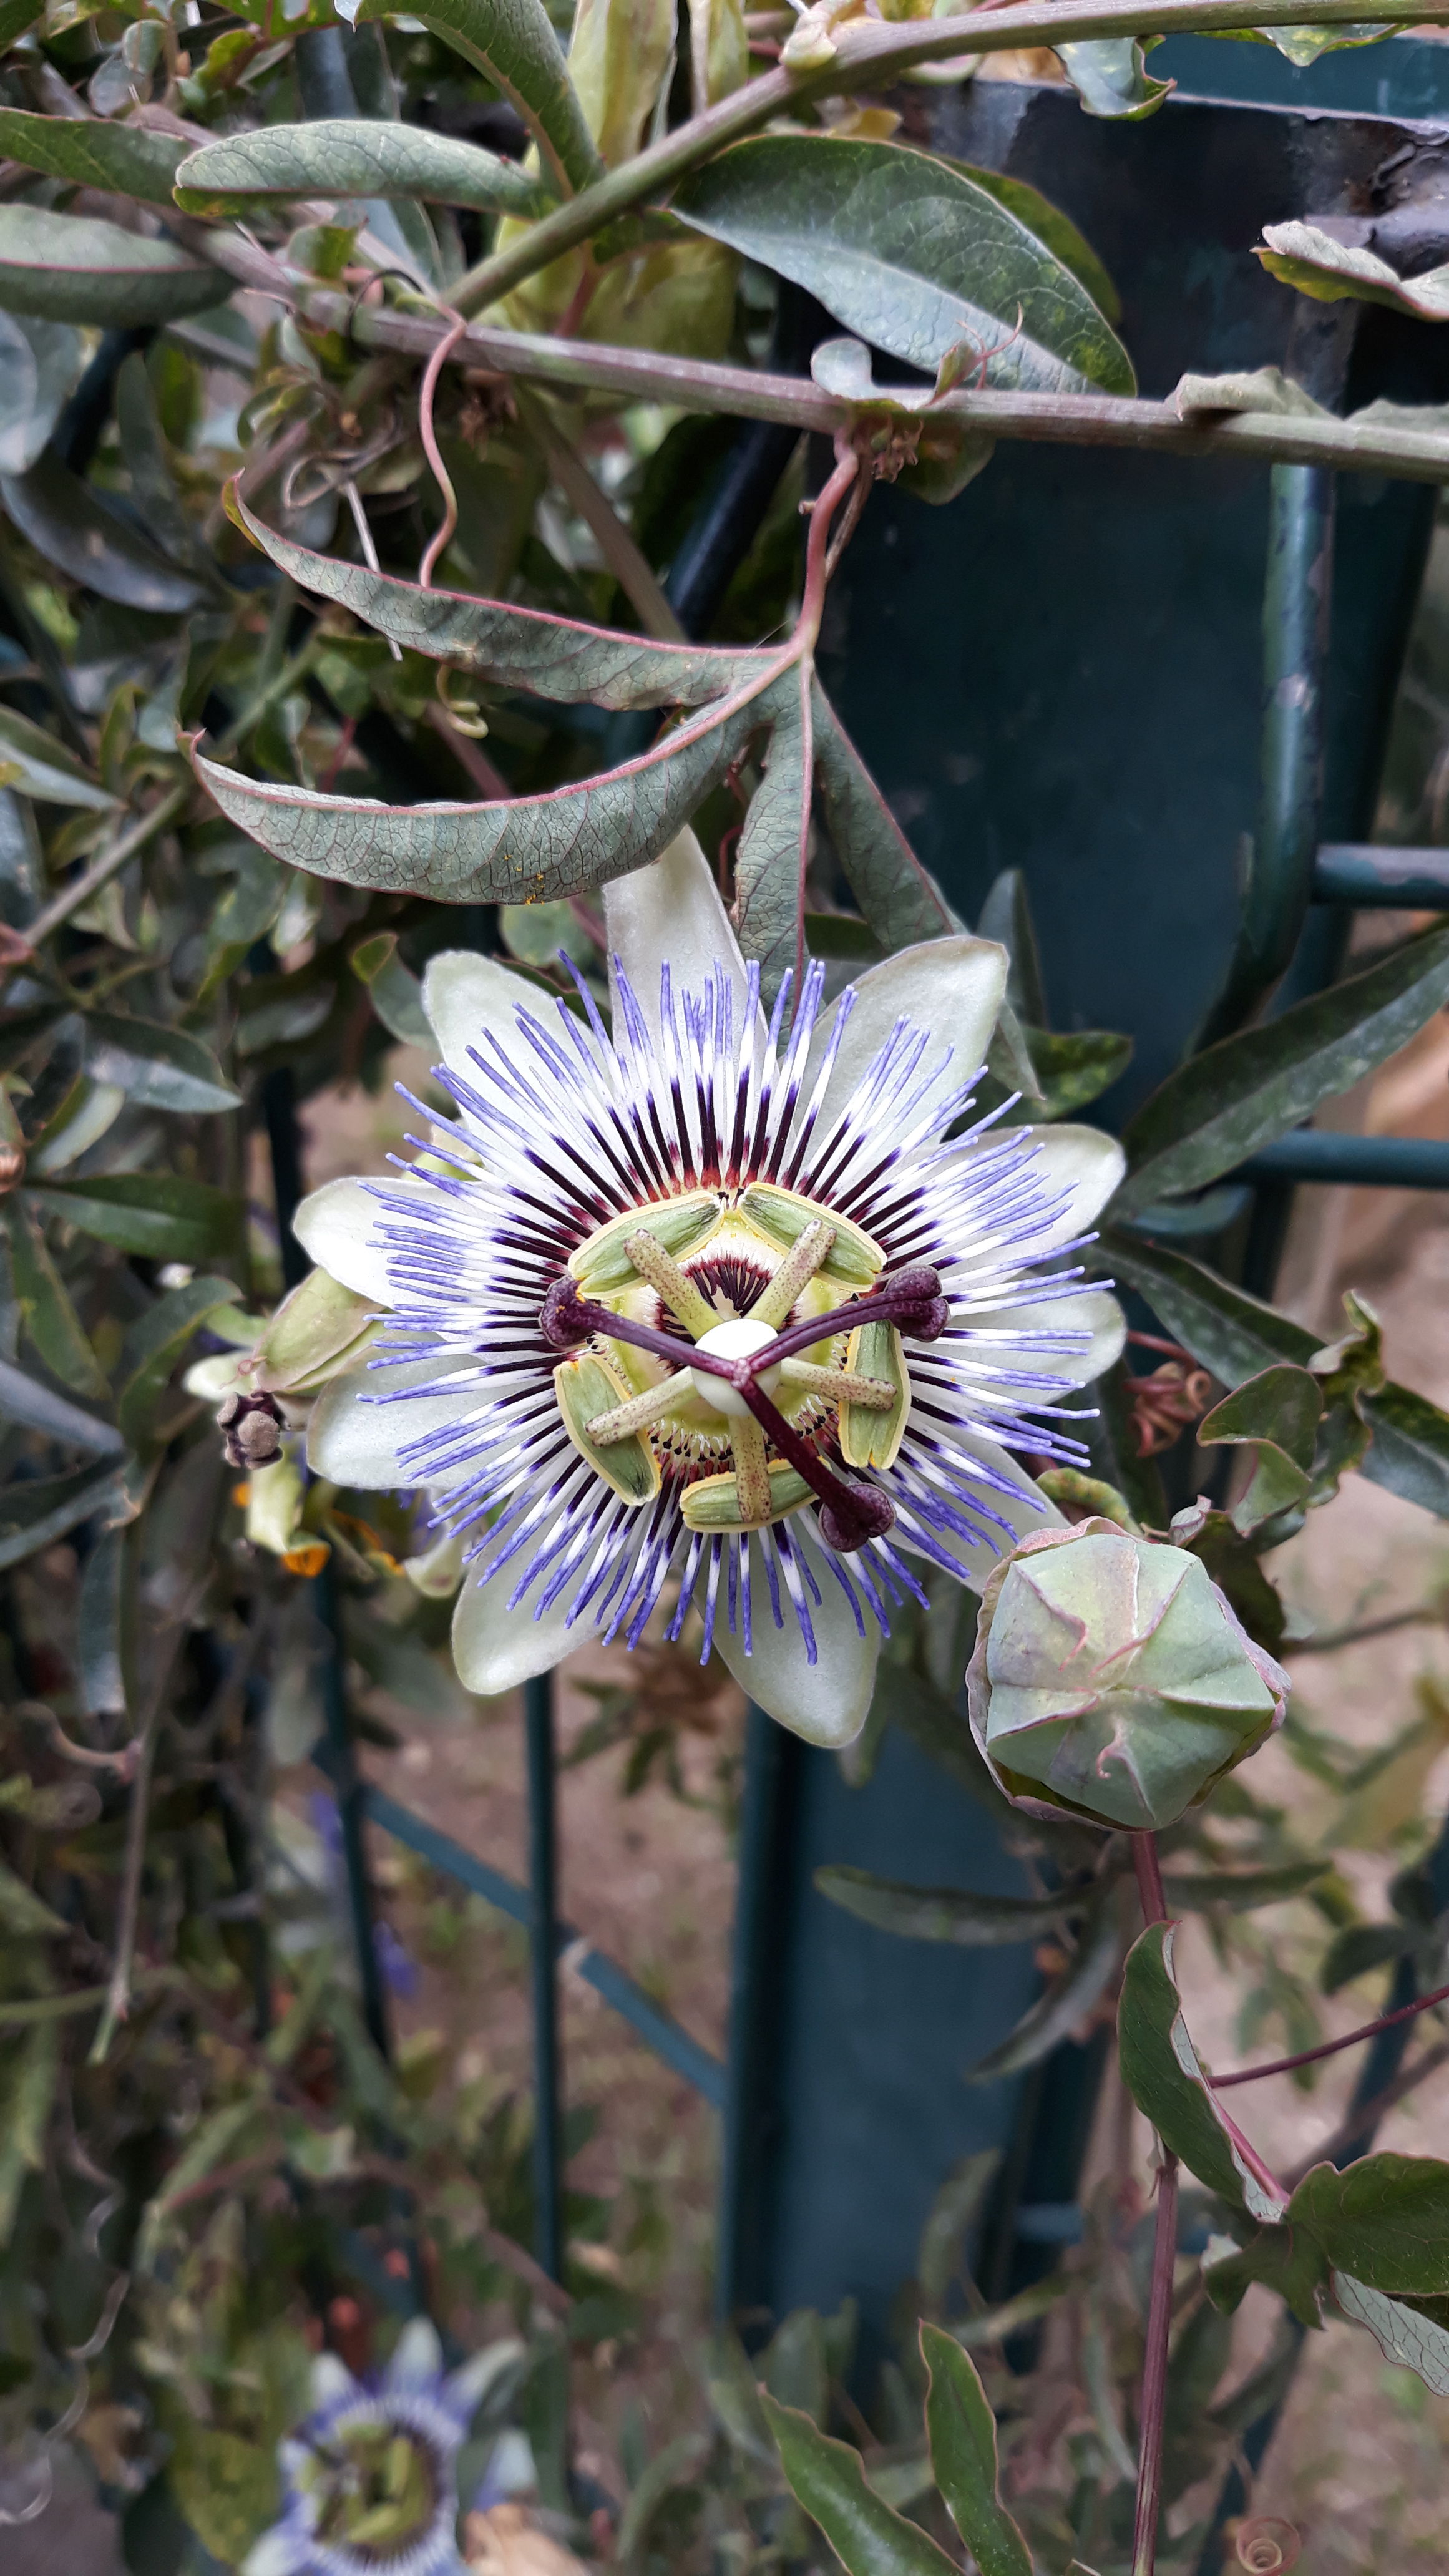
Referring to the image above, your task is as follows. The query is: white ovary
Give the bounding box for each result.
[689,1315,784,1417]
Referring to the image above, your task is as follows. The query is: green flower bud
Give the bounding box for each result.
[966,1518,1288,1832]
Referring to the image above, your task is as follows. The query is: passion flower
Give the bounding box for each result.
[967,1519,1289,1830]
[298,832,1125,1746]
[244,2321,515,2576]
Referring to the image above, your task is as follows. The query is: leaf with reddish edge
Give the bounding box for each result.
[1118,1921,1289,2222]
[225,483,766,708]
[920,2326,1033,2576]
[190,667,780,903]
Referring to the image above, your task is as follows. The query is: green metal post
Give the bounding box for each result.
[1196,462,1334,1051]
[525,1671,564,2280]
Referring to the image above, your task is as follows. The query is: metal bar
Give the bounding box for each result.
[1237,1133,1449,1188]
[363,1787,724,2104]
[525,1671,564,2283]
[716,1703,796,2326]
[1196,462,1334,1050]
[1314,843,1449,906]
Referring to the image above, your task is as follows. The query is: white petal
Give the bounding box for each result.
[714,1527,880,1748]
[957,1285,1126,1398]
[812,935,1008,1138]
[444,2337,525,2421]
[603,825,753,1047]
[451,1563,602,1696]
[293,1177,393,1307]
[308,1354,481,1488]
[310,2353,358,2412]
[905,1431,1066,1588]
[1008,1123,1126,1252]
[422,949,539,1080]
[242,2524,311,2576]
[384,2317,444,2393]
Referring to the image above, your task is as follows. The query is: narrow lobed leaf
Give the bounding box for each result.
[920,2325,1033,2576]
[762,2393,959,2576]
[348,0,603,197]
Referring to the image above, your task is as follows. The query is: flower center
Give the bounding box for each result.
[543,1184,942,1548]
[301,2417,440,2565]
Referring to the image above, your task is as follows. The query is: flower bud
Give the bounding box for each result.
[966,1518,1288,1832]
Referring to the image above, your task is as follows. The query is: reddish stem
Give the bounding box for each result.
[1209,1974,1449,2089]
[417,313,469,589]
[1130,1832,1178,2576]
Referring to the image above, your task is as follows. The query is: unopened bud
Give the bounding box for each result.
[0,1140,24,1195]
[967,1518,1288,1832]
[217,1388,286,1470]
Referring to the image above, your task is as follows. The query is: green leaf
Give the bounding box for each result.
[672,137,1135,396]
[29,1171,243,1263]
[1330,2273,1449,2392]
[2,452,211,613]
[176,117,554,218]
[810,684,955,950]
[918,2149,1000,2311]
[115,350,223,590]
[1256,219,1449,321]
[1118,1923,1288,2220]
[117,1274,239,1447]
[735,666,809,1004]
[968,1903,1121,2082]
[0,109,186,203]
[0,204,225,326]
[1055,37,1173,118]
[1101,1233,1449,1521]
[78,1518,127,1720]
[941,162,1121,323]
[4,1198,108,1400]
[349,0,603,196]
[1196,1362,1322,1533]
[0,1460,124,1570]
[814,1863,1080,1946]
[228,483,763,708]
[1022,1025,1133,1121]
[1118,921,1449,1212]
[84,1010,240,1115]
[350,930,431,1046]
[0,1353,123,1454]
[165,2421,280,2567]
[0,311,86,476]
[0,703,118,809]
[0,2021,59,2240]
[920,2325,1032,2576]
[762,2394,959,2576]
[1320,1920,1407,1994]
[1161,1861,1329,1911]
[1289,2156,1449,2299]
[0,0,43,46]
[0,1860,66,1937]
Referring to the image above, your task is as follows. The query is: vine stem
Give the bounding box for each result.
[444,0,1449,318]
[1130,1832,1178,2576]
[1209,1973,1449,2088]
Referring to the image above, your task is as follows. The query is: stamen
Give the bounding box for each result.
[623,1229,718,1339]
[779,1358,897,1410]
[584,1368,693,1443]
[737,1375,895,1553]
[749,1216,836,1329]
[730,1415,773,1525]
